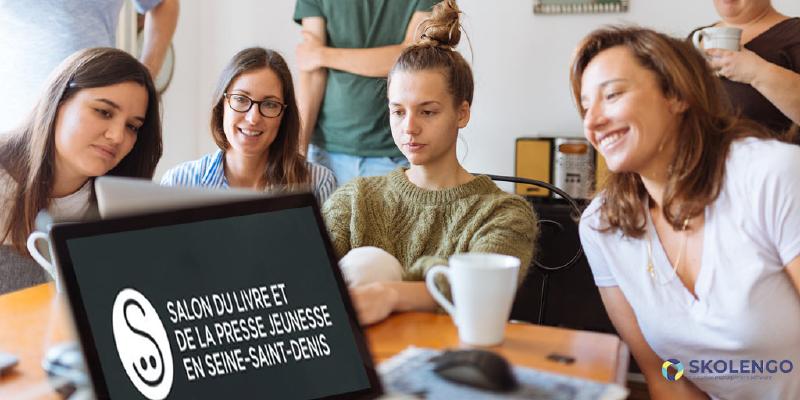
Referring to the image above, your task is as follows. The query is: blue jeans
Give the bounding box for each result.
[307,144,409,187]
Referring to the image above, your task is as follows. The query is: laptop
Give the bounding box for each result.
[50,193,384,399]
[94,176,272,219]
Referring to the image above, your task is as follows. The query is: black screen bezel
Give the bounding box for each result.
[51,193,383,400]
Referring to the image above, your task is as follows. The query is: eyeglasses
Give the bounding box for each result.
[223,92,286,118]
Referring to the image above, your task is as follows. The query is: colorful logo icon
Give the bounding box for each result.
[662,358,685,381]
[112,288,174,399]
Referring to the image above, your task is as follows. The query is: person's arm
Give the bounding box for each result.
[349,281,437,325]
[466,198,538,281]
[312,164,337,205]
[159,168,177,186]
[707,48,800,125]
[139,0,179,78]
[320,182,354,259]
[296,11,430,78]
[599,287,709,400]
[787,256,800,295]
[296,17,328,155]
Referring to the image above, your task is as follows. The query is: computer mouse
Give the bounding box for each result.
[42,341,89,398]
[431,349,519,392]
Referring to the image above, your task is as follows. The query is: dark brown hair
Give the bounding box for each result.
[569,26,773,237]
[209,47,309,189]
[389,0,474,107]
[0,47,162,254]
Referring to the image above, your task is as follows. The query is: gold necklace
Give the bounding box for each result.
[646,218,690,284]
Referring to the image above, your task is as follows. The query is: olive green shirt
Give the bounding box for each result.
[322,168,538,299]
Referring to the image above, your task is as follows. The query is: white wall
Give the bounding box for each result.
[157,0,800,182]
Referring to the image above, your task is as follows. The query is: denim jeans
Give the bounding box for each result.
[307,144,409,187]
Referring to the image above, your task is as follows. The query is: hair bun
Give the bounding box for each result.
[417,0,462,49]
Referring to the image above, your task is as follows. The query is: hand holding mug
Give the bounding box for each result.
[705,47,769,84]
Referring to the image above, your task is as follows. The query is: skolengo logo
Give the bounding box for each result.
[662,358,685,381]
[112,288,174,399]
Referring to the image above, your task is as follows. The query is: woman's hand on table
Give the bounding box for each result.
[349,282,400,326]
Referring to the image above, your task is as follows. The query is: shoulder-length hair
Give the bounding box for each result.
[0,47,162,253]
[209,47,309,189]
[569,26,774,238]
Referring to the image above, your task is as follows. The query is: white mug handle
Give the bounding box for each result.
[425,265,456,320]
[692,30,705,50]
[26,231,56,280]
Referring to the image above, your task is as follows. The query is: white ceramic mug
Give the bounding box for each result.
[425,253,520,346]
[26,231,61,291]
[692,27,742,51]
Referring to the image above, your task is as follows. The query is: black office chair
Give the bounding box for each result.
[484,175,584,270]
[483,175,630,373]
[0,245,49,295]
[478,174,585,326]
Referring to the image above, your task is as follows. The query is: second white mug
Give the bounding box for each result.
[425,253,520,346]
[692,27,742,51]
[26,231,61,291]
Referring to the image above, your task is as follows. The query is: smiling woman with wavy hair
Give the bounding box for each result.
[160,47,335,204]
[571,26,800,400]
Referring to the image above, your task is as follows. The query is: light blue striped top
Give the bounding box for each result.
[160,150,337,204]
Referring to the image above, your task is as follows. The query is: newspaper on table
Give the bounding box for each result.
[378,347,629,400]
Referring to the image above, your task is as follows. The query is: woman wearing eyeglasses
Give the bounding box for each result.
[161,47,335,203]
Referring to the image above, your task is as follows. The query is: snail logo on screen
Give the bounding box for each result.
[112,288,174,399]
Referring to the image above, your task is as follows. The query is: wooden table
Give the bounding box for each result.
[0,284,628,399]
[367,312,628,385]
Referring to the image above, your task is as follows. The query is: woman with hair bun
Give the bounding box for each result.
[322,0,537,326]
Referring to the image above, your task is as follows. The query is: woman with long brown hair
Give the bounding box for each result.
[161,47,335,203]
[0,47,162,288]
[573,26,800,399]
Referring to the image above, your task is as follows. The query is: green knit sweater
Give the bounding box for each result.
[322,168,538,297]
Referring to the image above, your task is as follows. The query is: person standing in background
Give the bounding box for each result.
[0,0,179,133]
[692,0,800,138]
[294,0,437,186]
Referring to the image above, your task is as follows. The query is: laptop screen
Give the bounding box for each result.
[52,195,382,400]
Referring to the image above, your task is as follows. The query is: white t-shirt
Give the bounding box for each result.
[49,179,93,222]
[579,138,800,400]
[0,168,93,247]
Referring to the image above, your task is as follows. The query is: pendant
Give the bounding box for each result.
[647,261,656,279]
